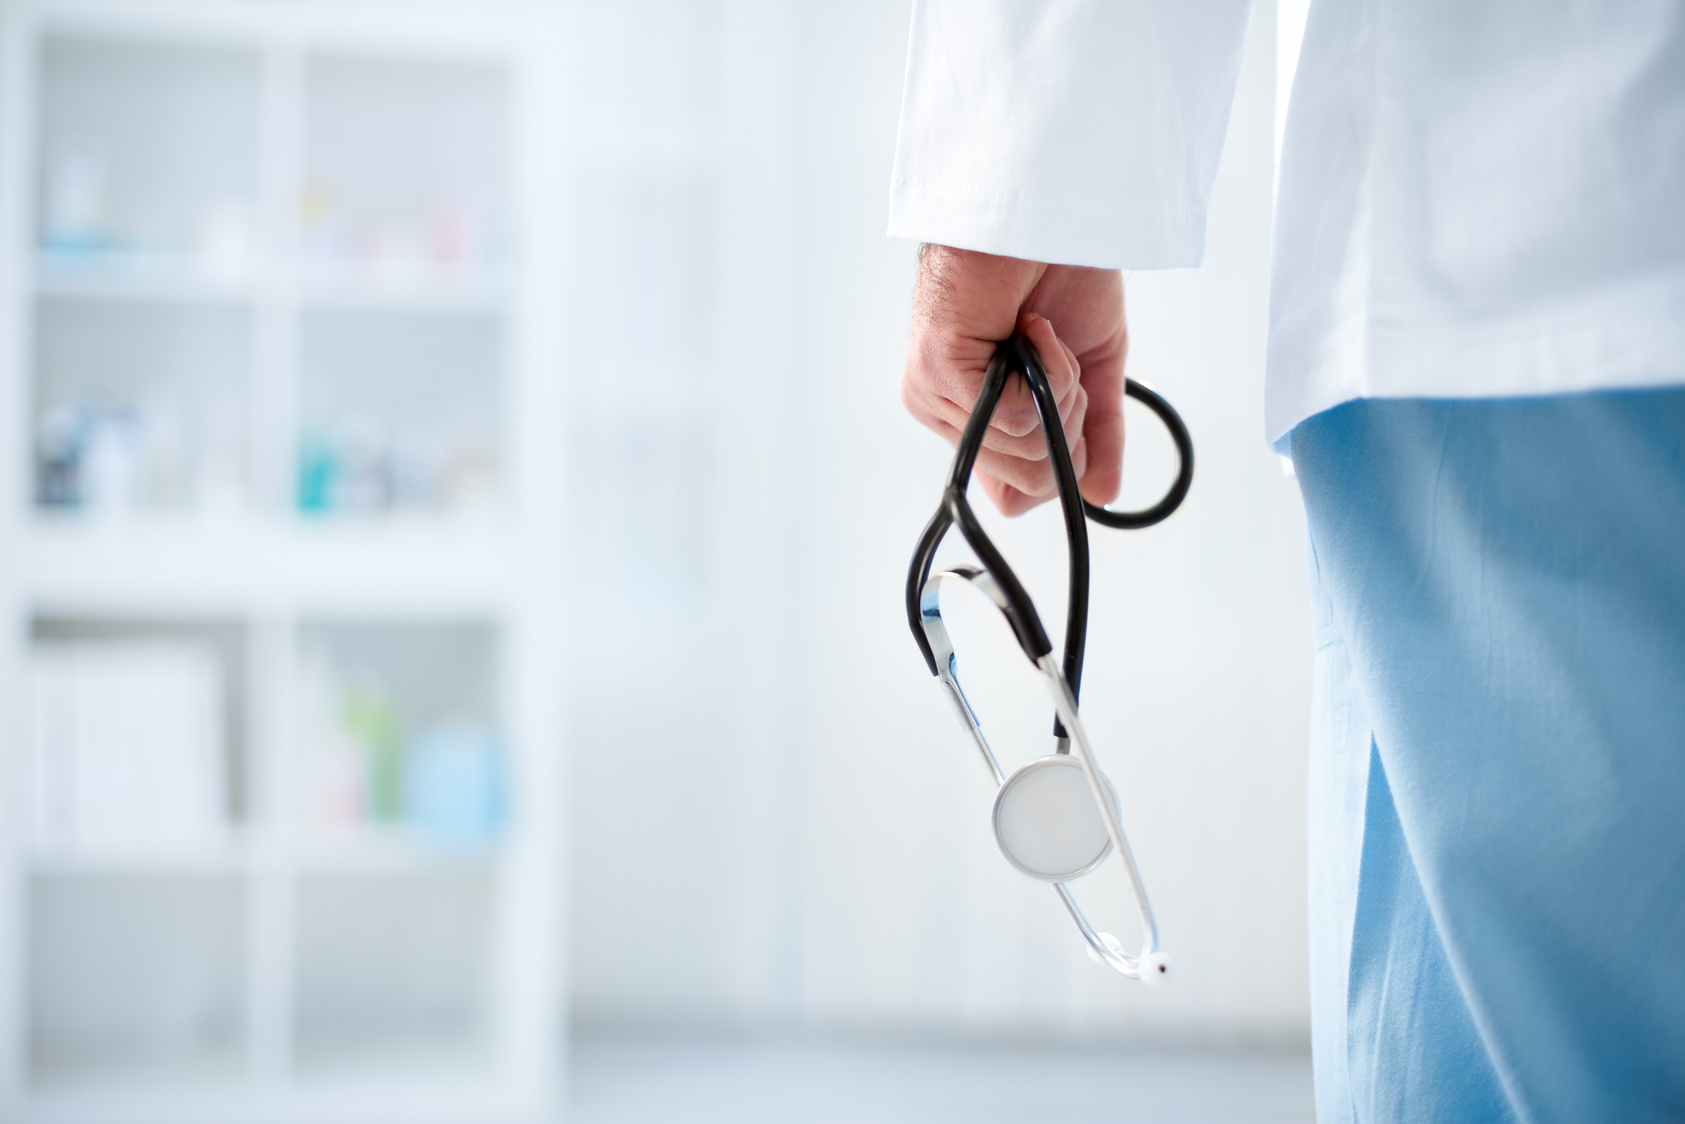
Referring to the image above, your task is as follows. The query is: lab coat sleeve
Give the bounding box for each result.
[888,0,1255,270]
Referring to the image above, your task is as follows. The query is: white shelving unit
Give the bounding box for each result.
[0,2,568,1120]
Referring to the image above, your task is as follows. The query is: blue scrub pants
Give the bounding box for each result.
[1289,390,1685,1123]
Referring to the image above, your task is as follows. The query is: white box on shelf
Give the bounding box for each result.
[24,640,228,854]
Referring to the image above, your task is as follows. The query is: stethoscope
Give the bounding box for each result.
[905,332,1193,984]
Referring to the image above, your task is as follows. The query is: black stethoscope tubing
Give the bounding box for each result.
[905,332,1194,737]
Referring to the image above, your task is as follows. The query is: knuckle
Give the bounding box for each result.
[1021,462,1056,496]
[991,405,1039,438]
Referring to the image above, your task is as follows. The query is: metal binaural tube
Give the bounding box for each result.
[1037,653,1160,972]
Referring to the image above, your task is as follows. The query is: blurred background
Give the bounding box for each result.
[0,0,1314,1120]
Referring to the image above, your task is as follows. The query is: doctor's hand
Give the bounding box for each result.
[901,244,1126,516]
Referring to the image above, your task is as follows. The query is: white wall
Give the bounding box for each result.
[565,0,1312,1046]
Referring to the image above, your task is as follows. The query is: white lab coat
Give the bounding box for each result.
[888,0,1685,446]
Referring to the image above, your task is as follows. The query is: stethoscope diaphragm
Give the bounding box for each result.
[993,755,1119,882]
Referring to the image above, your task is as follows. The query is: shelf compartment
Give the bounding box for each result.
[298,309,501,516]
[24,617,249,854]
[27,873,248,1088]
[300,53,508,287]
[31,296,253,514]
[292,870,496,1077]
[295,620,504,847]
[36,34,261,275]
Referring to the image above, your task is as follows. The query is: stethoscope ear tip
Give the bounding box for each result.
[1138,951,1176,987]
[1085,934,1176,986]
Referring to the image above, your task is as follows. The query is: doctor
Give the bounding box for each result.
[889,3,1685,1121]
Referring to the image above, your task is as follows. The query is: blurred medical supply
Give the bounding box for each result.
[42,142,111,254]
[296,418,497,515]
[35,398,246,514]
[296,636,505,847]
[42,143,257,276]
[404,726,506,846]
[298,181,489,284]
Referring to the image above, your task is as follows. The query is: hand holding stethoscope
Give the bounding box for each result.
[905,331,1193,984]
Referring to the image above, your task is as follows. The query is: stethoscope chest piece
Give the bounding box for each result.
[993,756,1119,882]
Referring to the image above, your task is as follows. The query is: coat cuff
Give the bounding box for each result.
[888,177,1207,270]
